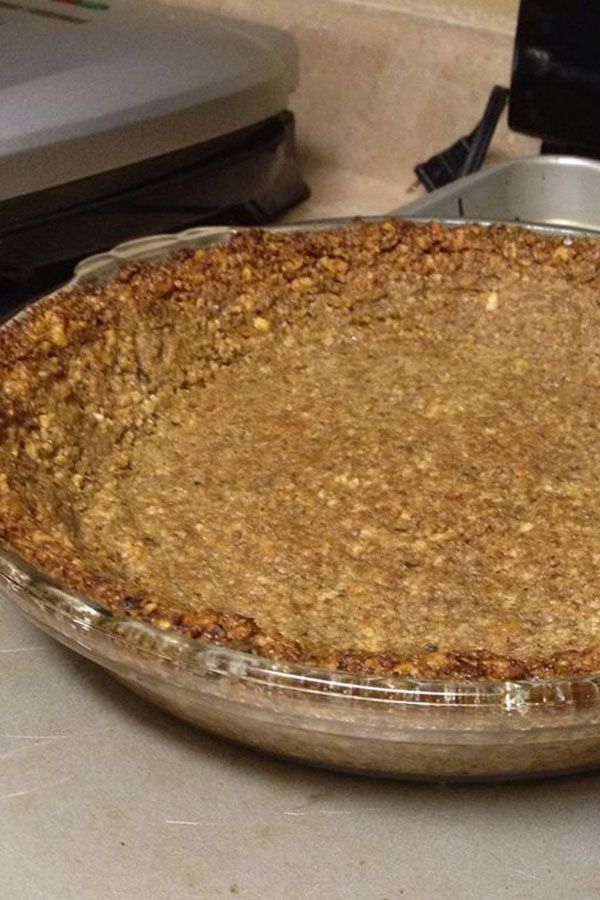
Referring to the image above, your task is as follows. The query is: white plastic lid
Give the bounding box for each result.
[0,0,299,201]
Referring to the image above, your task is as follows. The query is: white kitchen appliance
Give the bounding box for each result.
[0,0,308,304]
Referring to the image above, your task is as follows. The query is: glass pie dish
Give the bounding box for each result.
[2,217,600,782]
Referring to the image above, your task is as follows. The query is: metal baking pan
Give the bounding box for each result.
[394,155,600,233]
[3,216,600,782]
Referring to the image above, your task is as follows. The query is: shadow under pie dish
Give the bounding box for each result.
[3,217,600,781]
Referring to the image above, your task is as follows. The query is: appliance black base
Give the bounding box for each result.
[0,111,309,309]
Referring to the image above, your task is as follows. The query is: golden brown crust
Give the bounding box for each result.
[3,219,600,680]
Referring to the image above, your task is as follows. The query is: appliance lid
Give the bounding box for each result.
[0,0,299,201]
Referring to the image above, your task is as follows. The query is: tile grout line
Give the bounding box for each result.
[313,0,516,37]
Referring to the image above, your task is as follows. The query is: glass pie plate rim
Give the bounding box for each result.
[3,214,600,780]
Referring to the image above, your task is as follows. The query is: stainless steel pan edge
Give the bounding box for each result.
[393,155,600,235]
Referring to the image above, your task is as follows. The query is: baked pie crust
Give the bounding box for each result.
[2,219,600,680]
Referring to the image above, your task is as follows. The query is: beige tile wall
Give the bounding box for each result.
[164,0,535,215]
[325,0,519,35]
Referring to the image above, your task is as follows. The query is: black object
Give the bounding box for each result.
[414,87,509,191]
[509,0,600,158]
[0,111,308,310]
[415,0,600,192]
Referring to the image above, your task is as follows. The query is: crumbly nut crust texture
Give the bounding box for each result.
[2,219,600,680]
